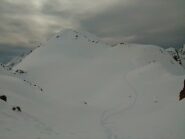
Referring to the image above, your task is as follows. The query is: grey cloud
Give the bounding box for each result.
[41,0,71,17]
[80,0,185,48]
[0,0,60,47]
[0,0,184,50]
[0,0,79,48]
[0,0,40,47]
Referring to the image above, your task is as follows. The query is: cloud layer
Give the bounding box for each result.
[0,0,184,48]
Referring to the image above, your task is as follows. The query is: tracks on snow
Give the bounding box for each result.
[100,76,138,139]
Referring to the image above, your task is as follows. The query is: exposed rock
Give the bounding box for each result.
[12,106,22,112]
[179,80,185,101]
[15,69,26,74]
[0,95,7,102]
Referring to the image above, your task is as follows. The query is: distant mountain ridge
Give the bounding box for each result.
[165,44,185,68]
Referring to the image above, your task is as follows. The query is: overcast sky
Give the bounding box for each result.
[0,0,185,49]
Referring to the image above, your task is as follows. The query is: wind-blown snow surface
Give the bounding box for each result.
[1,29,184,139]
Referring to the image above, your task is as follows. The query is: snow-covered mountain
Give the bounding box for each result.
[0,29,185,139]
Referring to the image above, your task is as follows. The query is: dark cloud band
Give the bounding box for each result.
[0,0,184,48]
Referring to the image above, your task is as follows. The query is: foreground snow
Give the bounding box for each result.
[0,29,185,139]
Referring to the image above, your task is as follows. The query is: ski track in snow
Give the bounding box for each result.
[100,75,138,139]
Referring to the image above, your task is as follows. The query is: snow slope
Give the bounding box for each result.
[1,29,185,139]
[0,67,60,139]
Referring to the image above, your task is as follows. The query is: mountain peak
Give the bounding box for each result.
[48,28,100,44]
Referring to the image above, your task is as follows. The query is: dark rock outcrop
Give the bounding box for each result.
[179,80,185,101]
[12,106,22,112]
[15,69,26,74]
[0,95,7,102]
